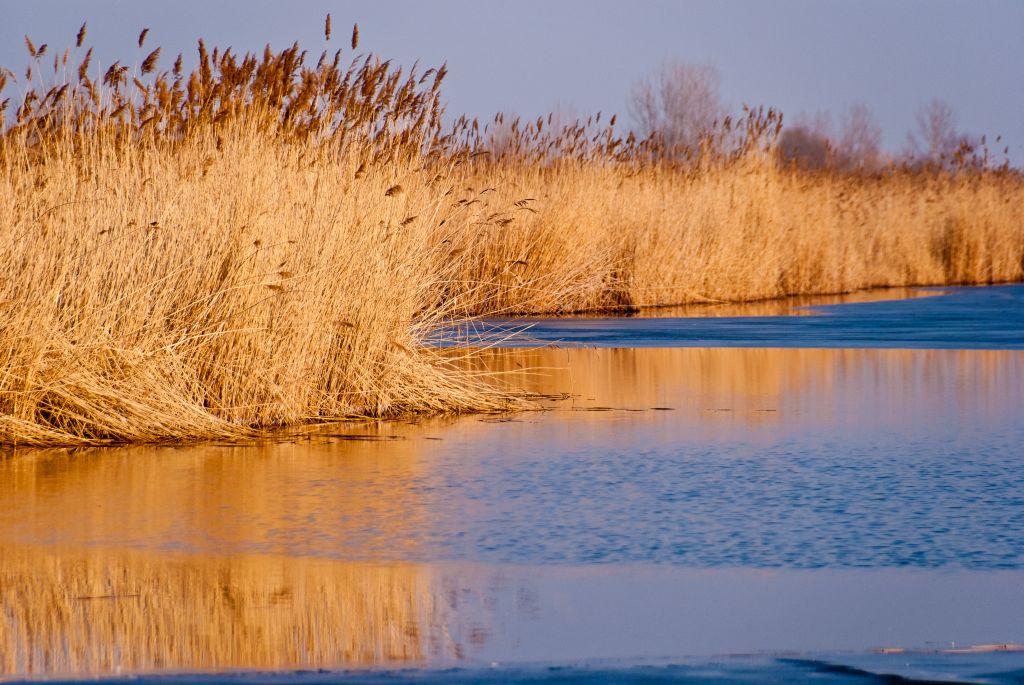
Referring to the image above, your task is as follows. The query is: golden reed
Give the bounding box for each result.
[1,19,1021,444]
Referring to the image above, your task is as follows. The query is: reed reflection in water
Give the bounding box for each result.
[4,545,1024,678]
[467,346,1021,428]
[0,432,431,558]
[0,546,456,677]
[0,348,1020,565]
[1,347,1023,676]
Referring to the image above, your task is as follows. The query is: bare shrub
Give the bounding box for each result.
[837,103,883,170]
[777,111,833,170]
[779,105,884,171]
[905,99,962,167]
[627,61,727,157]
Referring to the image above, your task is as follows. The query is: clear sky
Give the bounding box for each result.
[3,0,1022,162]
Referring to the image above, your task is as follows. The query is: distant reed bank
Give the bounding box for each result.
[1,21,1021,444]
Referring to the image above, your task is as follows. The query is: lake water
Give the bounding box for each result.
[444,284,1024,349]
[2,286,1022,683]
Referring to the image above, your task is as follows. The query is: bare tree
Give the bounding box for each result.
[779,105,884,171]
[906,99,960,165]
[627,61,726,155]
[837,103,883,170]
[794,110,835,139]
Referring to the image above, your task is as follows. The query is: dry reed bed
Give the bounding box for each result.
[442,159,1024,314]
[0,122,524,445]
[1,21,1022,444]
[0,24,521,446]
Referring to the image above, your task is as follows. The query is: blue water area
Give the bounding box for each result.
[4,286,1024,683]
[5,348,1021,569]
[446,285,1024,349]
[42,653,1024,684]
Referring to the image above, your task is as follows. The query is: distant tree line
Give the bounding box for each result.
[626,59,1008,172]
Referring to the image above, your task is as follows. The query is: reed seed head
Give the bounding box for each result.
[141,48,161,75]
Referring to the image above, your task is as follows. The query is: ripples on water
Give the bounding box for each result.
[2,287,1023,681]
[4,348,1020,568]
[446,284,1024,349]
[3,548,1024,678]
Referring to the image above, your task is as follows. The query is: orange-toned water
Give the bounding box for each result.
[3,348,1020,565]
[3,290,1024,681]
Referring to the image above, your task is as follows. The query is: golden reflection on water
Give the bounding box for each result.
[0,546,454,677]
[0,437,430,559]
[1,348,1019,553]
[1,347,1022,678]
[466,347,1021,424]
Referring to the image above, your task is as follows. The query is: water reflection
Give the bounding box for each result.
[2,545,1023,678]
[0,439,430,558]
[0,547,447,676]
[1,348,1021,566]
[455,285,1024,349]
[2,346,1024,677]
[467,347,1022,428]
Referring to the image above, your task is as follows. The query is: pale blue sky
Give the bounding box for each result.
[3,1,1022,161]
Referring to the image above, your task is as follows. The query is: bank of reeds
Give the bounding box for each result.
[0,24,521,446]
[1,21,1022,444]
[439,122,1024,313]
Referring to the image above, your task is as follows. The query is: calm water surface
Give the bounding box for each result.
[447,284,1024,349]
[1,287,1022,682]
[4,347,1021,568]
